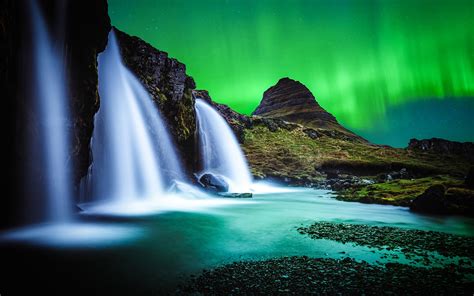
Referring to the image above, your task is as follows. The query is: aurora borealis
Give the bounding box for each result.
[108,0,474,146]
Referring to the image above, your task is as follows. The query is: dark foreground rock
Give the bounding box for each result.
[411,184,448,213]
[177,256,473,295]
[411,184,474,216]
[198,173,229,192]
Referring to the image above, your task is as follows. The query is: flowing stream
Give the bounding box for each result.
[1,188,473,294]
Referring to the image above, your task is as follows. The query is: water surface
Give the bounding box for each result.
[1,188,473,294]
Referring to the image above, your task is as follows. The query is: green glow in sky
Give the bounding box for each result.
[108,0,474,138]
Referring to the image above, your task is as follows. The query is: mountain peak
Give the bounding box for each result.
[253,77,329,117]
[252,77,364,141]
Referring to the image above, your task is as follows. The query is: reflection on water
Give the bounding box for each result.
[1,188,473,293]
[0,223,145,248]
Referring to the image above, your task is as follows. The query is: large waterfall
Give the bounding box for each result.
[195,99,253,193]
[27,0,72,223]
[81,31,185,203]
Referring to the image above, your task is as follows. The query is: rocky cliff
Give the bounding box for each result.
[253,77,364,142]
[408,138,474,161]
[2,0,197,227]
[2,0,111,227]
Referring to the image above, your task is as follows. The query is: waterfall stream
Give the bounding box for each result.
[28,0,72,222]
[81,31,185,203]
[195,99,253,193]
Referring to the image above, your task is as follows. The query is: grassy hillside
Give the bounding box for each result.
[241,122,473,208]
[243,124,470,180]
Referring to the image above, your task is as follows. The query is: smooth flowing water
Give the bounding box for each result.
[27,0,72,223]
[81,30,185,203]
[195,99,253,192]
[1,188,473,294]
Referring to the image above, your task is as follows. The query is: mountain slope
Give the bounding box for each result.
[253,77,364,141]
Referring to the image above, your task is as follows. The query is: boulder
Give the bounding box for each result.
[326,171,339,180]
[410,184,446,214]
[411,184,474,216]
[303,128,320,139]
[198,173,229,193]
[465,167,474,189]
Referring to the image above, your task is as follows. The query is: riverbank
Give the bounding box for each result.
[298,221,474,266]
[177,256,473,295]
[178,220,474,295]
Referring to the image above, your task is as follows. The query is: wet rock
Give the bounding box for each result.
[177,256,473,295]
[410,184,446,214]
[217,192,252,198]
[198,173,229,193]
[298,221,474,260]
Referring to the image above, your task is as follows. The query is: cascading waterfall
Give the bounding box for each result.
[27,0,72,223]
[81,30,185,203]
[195,99,253,192]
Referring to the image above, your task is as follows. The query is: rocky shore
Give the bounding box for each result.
[298,222,474,263]
[177,256,473,295]
[178,220,474,295]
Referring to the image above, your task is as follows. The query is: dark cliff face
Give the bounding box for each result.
[408,138,474,161]
[253,77,365,142]
[2,0,110,227]
[2,1,198,227]
[64,0,111,185]
[114,28,196,170]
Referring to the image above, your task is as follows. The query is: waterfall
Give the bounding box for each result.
[82,30,185,202]
[195,99,253,193]
[27,0,72,223]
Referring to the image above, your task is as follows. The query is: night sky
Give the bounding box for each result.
[108,0,474,147]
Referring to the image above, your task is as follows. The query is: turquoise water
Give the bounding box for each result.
[1,188,473,294]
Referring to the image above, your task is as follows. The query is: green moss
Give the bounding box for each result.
[242,124,471,182]
[337,175,463,206]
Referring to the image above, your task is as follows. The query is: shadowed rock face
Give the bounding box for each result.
[3,1,198,227]
[408,138,474,161]
[2,0,111,227]
[253,77,364,141]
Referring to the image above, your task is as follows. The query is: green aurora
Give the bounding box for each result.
[108,0,474,146]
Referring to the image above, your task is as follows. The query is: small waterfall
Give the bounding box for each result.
[27,0,72,223]
[82,31,184,202]
[195,99,253,192]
